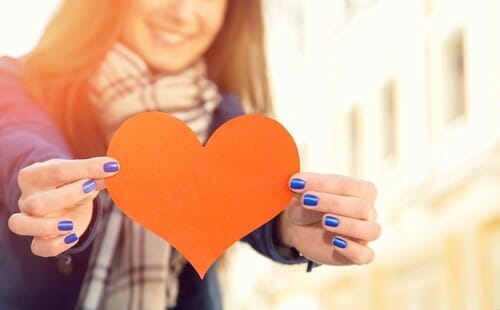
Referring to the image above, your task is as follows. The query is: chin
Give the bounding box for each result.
[148,58,190,74]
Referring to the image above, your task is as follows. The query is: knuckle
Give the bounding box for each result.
[17,162,43,187]
[372,222,382,240]
[22,197,44,216]
[338,176,352,195]
[50,163,67,182]
[365,181,378,200]
[86,159,102,177]
[364,207,377,221]
[345,221,359,238]
[84,161,94,177]
[310,173,322,190]
[34,221,50,237]
[87,157,105,176]
[358,201,372,220]
[7,215,19,233]
[17,167,30,185]
[327,195,339,210]
[63,188,77,205]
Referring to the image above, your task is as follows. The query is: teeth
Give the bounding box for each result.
[154,28,185,45]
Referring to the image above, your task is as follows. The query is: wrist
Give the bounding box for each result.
[273,212,294,248]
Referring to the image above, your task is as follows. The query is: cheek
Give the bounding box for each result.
[199,5,226,46]
[119,12,147,52]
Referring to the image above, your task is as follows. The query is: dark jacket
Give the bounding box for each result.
[0,57,305,310]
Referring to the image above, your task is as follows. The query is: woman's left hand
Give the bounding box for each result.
[276,172,381,266]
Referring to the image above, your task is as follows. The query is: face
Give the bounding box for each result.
[120,0,228,73]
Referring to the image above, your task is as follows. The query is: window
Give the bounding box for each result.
[380,80,398,158]
[441,28,466,123]
[349,104,362,175]
[489,225,500,309]
[479,219,500,309]
[424,33,434,138]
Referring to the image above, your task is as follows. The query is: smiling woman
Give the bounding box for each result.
[0,0,381,309]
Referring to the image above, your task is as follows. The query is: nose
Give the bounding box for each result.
[164,0,197,24]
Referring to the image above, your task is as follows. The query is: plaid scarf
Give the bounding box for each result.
[77,43,220,309]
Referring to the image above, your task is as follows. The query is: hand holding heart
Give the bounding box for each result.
[278,172,380,266]
[9,157,120,257]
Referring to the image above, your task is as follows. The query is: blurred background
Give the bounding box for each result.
[1,0,498,309]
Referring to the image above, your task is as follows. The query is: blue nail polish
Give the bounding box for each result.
[325,216,339,227]
[58,221,73,231]
[103,161,119,173]
[303,194,319,206]
[82,180,97,193]
[290,178,306,190]
[64,233,78,244]
[333,237,347,248]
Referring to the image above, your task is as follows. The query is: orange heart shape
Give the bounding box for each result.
[106,112,300,277]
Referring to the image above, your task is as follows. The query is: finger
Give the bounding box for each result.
[76,189,100,207]
[19,179,98,216]
[31,233,79,257]
[8,213,74,238]
[95,179,106,191]
[300,191,376,220]
[330,236,375,265]
[322,214,382,242]
[289,173,378,203]
[284,196,323,225]
[18,157,120,190]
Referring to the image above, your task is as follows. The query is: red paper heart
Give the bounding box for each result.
[106,112,300,277]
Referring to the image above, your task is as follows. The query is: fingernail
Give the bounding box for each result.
[333,237,347,249]
[303,194,319,206]
[290,178,306,190]
[64,233,78,244]
[103,161,120,173]
[325,216,339,227]
[82,180,97,193]
[58,220,73,231]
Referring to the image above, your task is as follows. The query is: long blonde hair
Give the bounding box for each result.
[22,0,271,158]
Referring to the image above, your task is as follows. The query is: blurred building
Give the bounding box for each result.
[220,0,500,309]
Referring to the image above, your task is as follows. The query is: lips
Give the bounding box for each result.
[147,22,191,47]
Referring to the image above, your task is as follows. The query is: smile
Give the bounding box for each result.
[147,23,191,47]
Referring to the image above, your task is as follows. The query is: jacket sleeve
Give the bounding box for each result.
[0,57,98,253]
[213,94,306,265]
[242,219,306,264]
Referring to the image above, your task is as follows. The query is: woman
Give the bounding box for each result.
[0,0,381,309]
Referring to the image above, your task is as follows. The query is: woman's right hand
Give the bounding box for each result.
[8,157,120,257]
